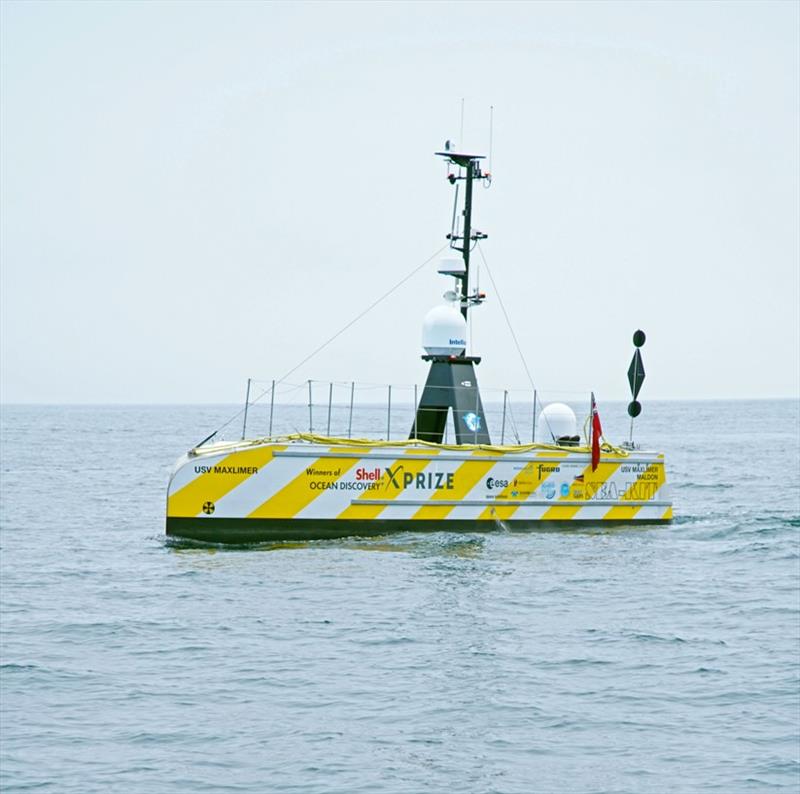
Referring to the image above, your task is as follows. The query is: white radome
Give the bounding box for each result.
[422,304,467,356]
[537,403,578,442]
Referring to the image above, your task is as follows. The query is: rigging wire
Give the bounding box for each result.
[476,242,537,392]
[272,242,448,386]
[476,242,560,444]
[196,244,449,446]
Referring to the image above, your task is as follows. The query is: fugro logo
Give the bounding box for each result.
[537,463,560,478]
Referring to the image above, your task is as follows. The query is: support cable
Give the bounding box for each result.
[195,244,449,447]
[476,242,537,392]
[476,242,559,443]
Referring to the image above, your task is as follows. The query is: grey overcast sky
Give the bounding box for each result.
[1,0,798,404]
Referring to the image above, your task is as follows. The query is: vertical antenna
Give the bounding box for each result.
[450,184,460,239]
[488,105,494,174]
[459,98,465,149]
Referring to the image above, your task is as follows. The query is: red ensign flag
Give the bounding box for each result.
[591,392,602,472]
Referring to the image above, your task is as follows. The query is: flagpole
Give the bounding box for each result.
[590,391,602,472]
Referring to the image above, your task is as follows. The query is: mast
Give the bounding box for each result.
[439,149,488,323]
[460,159,473,321]
[409,146,491,445]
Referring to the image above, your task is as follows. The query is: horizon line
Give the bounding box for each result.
[1,396,799,408]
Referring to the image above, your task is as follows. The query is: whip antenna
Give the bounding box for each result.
[488,105,493,175]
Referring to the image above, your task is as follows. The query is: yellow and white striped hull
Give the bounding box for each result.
[166,436,672,543]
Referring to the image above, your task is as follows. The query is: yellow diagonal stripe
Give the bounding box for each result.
[542,505,583,520]
[412,453,496,520]
[541,460,621,520]
[603,504,643,521]
[477,457,565,521]
[167,445,286,517]
[247,450,364,519]
[338,452,438,520]
[604,462,665,520]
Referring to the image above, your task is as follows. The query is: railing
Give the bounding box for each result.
[234,378,599,446]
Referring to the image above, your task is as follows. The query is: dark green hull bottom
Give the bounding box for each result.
[166,516,671,544]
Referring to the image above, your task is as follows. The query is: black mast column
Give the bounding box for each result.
[409,148,491,446]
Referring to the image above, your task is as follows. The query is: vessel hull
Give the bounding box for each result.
[166,438,672,544]
[166,515,670,544]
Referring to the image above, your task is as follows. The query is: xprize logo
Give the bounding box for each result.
[384,465,454,491]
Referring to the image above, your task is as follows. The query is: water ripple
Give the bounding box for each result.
[1,402,799,794]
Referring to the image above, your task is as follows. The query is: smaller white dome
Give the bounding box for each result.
[422,305,467,356]
[537,403,577,442]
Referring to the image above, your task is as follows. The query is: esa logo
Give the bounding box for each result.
[486,476,509,490]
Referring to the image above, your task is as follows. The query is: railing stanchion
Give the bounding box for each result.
[241,377,251,440]
[387,385,392,440]
[474,383,479,444]
[532,389,537,443]
[268,379,275,438]
[326,382,333,436]
[348,381,354,438]
[501,389,507,445]
[308,380,313,434]
[413,384,418,441]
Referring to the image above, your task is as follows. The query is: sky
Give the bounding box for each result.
[1,0,798,404]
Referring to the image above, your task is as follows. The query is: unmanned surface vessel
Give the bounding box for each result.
[166,147,672,543]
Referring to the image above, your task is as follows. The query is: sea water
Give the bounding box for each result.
[1,400,798,793]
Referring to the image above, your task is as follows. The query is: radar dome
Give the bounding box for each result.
[537,403,578,443]
[422,305,467,356]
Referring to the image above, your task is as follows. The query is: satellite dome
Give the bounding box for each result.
[537,403,578,443]
[422,305,467,356]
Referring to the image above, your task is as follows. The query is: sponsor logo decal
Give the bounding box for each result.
[560,483,570,497]
[537,463,560,478]
[385,465,454,491]
[486,477,509,490]
[463,412,482,432]
[584,481,619,500]
[542,482,556,499]
[355,467,382,481]
[202,501,215,514]
[308,465,456,493]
